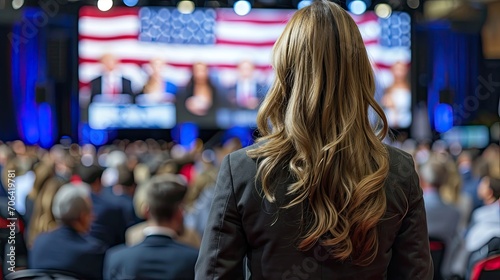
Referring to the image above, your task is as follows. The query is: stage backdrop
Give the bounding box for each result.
[78,7,411,130]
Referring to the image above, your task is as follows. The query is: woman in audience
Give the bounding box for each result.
[24,161,55,226]
[196,1,433,278]
[27,177,65,248]
[419,155,461,278]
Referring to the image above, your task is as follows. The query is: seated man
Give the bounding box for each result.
[466,177,500,253]
[450,176,500,277]
[104,177,198,280]
[29,183,106,279]
[77,164,127,247]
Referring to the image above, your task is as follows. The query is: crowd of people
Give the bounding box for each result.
[0,137,241,279]
[0,137,498,279]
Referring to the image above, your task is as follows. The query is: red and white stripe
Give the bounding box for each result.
[78,7,409,89]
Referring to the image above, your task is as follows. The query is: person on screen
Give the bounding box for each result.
[184,63,216,116]
[90,53,134,103]
[227,61,266,110]
[136,58,177,104]
[381,61,412,128]
[177,63,219,127]
[195,1,433,279]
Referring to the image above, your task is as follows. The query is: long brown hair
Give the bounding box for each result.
[247,0,389,266]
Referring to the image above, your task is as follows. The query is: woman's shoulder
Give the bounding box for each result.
[383,144,421,212]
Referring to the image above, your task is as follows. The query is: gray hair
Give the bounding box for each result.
[419,155,449,188]
[52,183,92,225]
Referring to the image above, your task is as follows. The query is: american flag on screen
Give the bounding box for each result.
[78,7,411,89]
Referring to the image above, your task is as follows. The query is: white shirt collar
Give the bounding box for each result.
[142,226,178,239]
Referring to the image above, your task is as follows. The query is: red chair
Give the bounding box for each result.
[471,254,500,280]
[429,237,446,280]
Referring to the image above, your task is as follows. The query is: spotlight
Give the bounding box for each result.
[12,0,24,9]
[123,0,138,7]
[348,0,367,15]
[97,0,113,12]
[177,0,195,15]
[375,3,392,18]
[297,0,311,9]
[234,0,251,16]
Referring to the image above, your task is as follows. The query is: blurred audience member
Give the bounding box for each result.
[419,155,461,278]
[460,152,488,211]
[104,177,198,279]
[0,145,15,197]
[477,176,500,206]
[6,146,35,216]
[24,162,55,227]
[77,165,127,247]
[125,174,200,248]
[452,177,500,277]
[184,168,218,239]
[108,167,141,227]
[27,177,66,248]
[29,183,106,279]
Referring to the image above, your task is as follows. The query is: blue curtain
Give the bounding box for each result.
[425,21,480,129]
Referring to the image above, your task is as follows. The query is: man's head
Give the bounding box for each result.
[116,167,136,197]
[100,53,118,73]
[418,155,449,189]
[76,164,104,192]
[52,183,93,233]
[146,177,187,235]
[478,176,500,205]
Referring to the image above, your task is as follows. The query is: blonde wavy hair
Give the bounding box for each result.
[247,0,389,266]
[28,177,64,248]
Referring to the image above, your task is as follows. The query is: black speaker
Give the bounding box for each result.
[35,85,47,104]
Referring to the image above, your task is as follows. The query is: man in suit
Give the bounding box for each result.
[77,164,127,247]
[90,53,134,103]
[103,177,198,280]
[29,183,106,279]
[419,156,461,278]
[227,60,267,110]
[102,166,141,228]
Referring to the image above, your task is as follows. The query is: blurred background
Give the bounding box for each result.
[0,0,498,147]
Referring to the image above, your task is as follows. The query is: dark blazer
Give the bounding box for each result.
[29,225,106,279]
[195,144,433,279]
[103,234,198,280]
[90,76,134,100]
[226,81,268,110]
[90,193,127,247]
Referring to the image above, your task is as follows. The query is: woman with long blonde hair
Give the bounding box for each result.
[195,1,432,279]
[27,177,65,248]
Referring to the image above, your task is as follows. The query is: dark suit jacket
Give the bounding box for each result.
[90,76,134,100]
[29,225,106,279]
[226,81,267,110]
[195,144,433,279]
[103,234,198,280]
[90,193,127,247]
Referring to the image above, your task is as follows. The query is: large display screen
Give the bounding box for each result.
[79,7,411,129]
